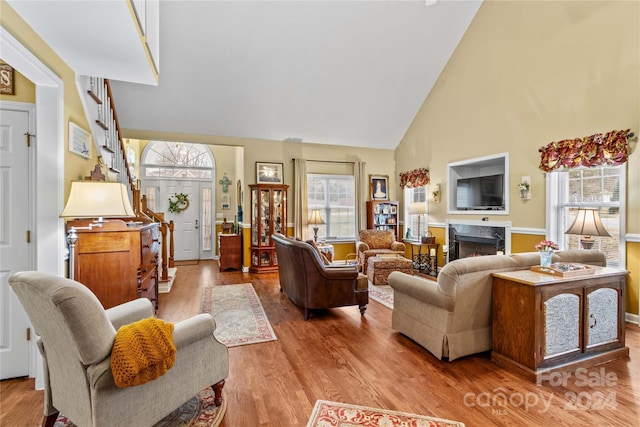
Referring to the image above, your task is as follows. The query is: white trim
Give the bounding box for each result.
[428,222,446,229]
[625,312,639,326]
[626,234,640,243]
[1,25,65,390]
[511,227,546,236]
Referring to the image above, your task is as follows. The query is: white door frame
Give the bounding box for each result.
[1,26,65,389]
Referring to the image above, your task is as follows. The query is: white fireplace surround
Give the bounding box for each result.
[446,219,512,262]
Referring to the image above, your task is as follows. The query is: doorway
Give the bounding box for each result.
[141,141,215,261]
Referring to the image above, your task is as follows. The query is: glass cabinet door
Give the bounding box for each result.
[260,189,271,246]
[273,189,283,238]
[251,188,258,246]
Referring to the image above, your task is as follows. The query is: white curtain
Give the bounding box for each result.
[355,160,366,231]
[293,158,308,239]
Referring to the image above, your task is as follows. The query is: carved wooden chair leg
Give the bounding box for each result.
[212,380,225,407]
[42,412,59,427]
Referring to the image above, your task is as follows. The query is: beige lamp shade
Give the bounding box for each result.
[565,208,610,237]
[308,209,325,225]
[60,181,135,218]
[565,208,610,249]
[409,202,427,215]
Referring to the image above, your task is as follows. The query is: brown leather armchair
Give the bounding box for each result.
[356,229,406,275]
[272,233,368,320]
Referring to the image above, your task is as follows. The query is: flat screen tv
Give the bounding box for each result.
[456,174,504,211]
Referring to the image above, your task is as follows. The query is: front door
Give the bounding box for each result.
[0,106,32,379]
[166,181,201,261]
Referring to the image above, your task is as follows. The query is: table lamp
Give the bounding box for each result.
[564,208,610,249]
[60,181,136,279]
[409,202,427,239]
[308,209,325,243]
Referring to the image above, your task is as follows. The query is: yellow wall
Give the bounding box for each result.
[0,63,35,102]
[1,2,98,199]
[396,1,639,315]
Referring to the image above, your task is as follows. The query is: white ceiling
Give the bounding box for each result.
[8,0,482,149]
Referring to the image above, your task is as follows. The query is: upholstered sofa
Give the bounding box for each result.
[272,233,368,320]
[388,250,606,361]
[356,229,405,274]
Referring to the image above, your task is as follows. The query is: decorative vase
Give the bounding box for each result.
[539,250,553,267]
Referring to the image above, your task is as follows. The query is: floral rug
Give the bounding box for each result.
[201,283,277,347]
[368,282,394,309]
[55,388,226,427]
[307,400,465,427]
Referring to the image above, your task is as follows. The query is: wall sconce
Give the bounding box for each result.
[60,181,136,279]
[518,176,531,200]
[431,184,440,203]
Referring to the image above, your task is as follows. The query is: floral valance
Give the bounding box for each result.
[399,168,430,189]
[539,129,633,172]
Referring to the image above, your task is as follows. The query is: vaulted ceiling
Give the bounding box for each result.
[8,0,483,149]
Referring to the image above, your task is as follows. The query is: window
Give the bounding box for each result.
[548,166,625,267]
[404,186,427,239]
[307,174,355,241]
[142,141,213,179]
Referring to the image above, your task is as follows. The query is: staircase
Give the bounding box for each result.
[76,76,176,291]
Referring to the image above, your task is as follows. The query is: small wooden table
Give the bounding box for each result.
[218,233,242,271]
[491,267,629,382]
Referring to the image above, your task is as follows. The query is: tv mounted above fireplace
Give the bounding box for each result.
[447,152,509,215]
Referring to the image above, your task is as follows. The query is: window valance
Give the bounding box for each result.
[539,129,633,172]
[399,168,430,189]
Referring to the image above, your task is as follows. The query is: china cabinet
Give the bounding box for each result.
[250,184,288,273]
[366,200,399,240]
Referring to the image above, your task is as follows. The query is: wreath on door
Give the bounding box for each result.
[168,193,190,213]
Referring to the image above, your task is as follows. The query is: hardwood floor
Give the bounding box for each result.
[2,260,639,426]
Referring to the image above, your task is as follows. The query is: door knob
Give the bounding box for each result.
[195,219,199,229]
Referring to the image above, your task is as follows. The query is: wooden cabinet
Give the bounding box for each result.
[218,233,242,271]
[69,218,159,310]
[366,200,399,240]
[491,267,629,381]
[249,184,288,273]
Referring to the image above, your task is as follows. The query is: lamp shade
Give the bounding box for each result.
[565,208,610,237]
[60,181,135,218]
[408,202,427,215]
[308,209,325,225]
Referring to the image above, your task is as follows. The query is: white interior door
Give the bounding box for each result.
[0,107,32,379]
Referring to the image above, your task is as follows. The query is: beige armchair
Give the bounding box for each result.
[356,229,406,274]
[9,271,229,427]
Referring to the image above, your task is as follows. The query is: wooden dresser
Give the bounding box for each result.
[491,267,629,382]
[69,218,160,309]
[218,233,242,271]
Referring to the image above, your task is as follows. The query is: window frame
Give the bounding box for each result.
[546,165,626,268]
[307,173,356,242]
[403,185,428,240]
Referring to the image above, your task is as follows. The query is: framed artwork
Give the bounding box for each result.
[68,122,91,159]
[0,63,14,95]
[256,162,284,184]
[369,175,389,200]
[221,194,231,210]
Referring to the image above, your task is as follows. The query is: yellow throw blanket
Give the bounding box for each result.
[111,318,176,388]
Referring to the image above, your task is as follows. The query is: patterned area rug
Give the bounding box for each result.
[307,400,465,427]
[368,282,394,309]
[201,283,277,347]
[55,388,226,427]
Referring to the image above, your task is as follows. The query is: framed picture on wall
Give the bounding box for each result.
[256,162,284,184]
[369,175,389,200]
[68,122,91,159]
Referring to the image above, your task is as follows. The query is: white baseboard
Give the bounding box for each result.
[626,312,639,326]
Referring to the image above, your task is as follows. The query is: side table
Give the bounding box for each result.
[403,240,439,276]
[218,233,242,271]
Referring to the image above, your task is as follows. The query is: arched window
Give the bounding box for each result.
[142,141,214,179]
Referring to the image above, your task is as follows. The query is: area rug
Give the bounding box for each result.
[55,388,226,427]
[368,282,394,309]
[307,400,465,427]
[200,283,277,347]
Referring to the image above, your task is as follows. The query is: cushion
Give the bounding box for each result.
[306,240,331,265]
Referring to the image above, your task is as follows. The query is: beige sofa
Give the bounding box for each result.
[388,250,606,361]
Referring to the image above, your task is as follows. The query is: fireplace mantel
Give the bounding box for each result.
[446,219,512,262]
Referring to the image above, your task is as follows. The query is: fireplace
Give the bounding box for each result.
[446,220,512,262]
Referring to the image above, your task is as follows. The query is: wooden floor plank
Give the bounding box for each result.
[1,260,639,426]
